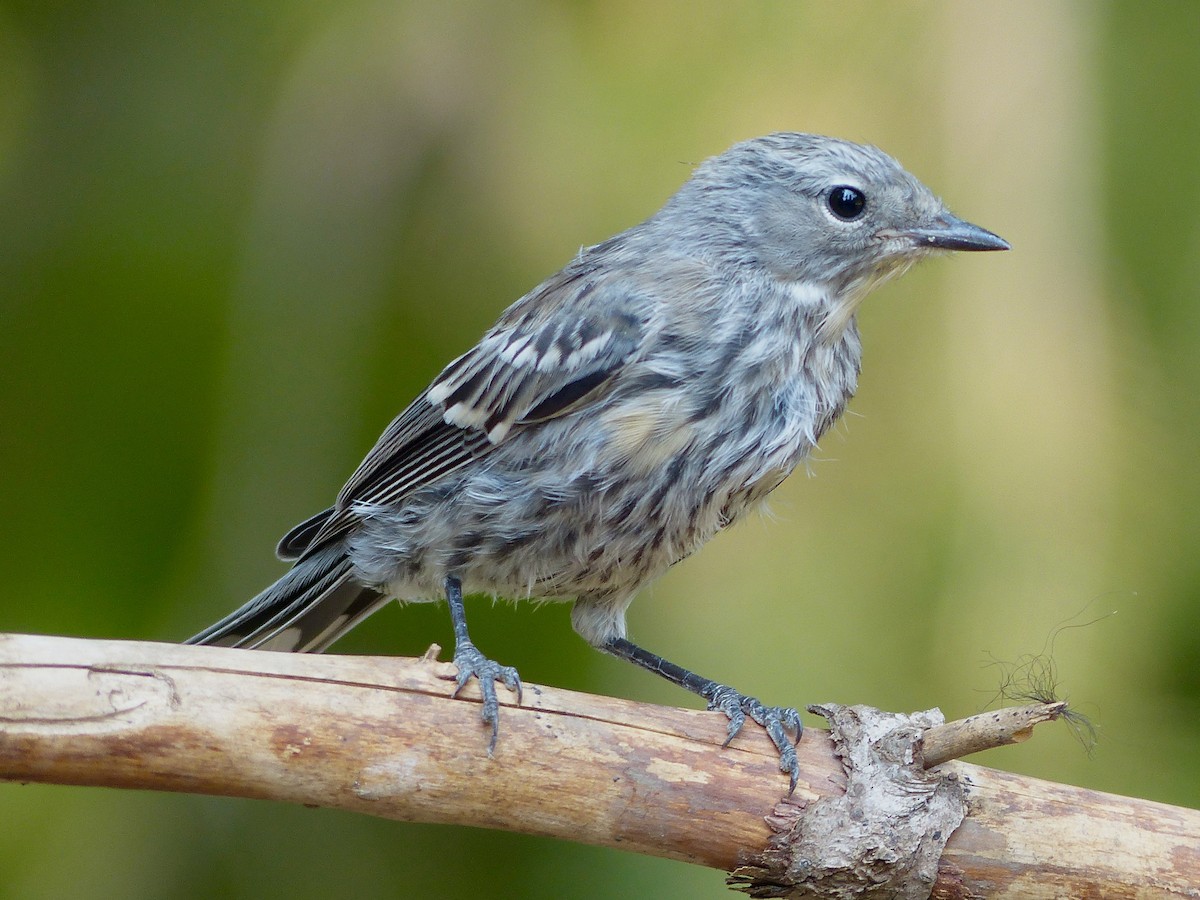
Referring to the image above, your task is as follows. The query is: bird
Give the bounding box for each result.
[187,133,1009,790]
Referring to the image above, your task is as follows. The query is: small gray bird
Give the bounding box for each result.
[188,133,1008,789]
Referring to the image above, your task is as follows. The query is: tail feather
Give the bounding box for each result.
[186,544,388,653]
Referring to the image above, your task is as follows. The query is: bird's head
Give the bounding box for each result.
[672,133,1009,340]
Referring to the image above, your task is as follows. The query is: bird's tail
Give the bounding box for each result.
[185,543,388,653]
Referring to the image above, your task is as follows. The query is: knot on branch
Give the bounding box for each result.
[729,704,966,899]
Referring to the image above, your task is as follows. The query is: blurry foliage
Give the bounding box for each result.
[1,2,1198,898]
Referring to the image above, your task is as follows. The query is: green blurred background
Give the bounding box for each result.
[2,2,1198,897]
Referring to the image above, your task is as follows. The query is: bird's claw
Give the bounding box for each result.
[705,684,803,793]
[451,640,522,755]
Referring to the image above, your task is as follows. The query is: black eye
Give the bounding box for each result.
[827,185,866,221]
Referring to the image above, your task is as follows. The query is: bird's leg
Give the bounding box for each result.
[445,575,522,754]
[602,636,802,792]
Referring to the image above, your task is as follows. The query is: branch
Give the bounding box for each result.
[1,633,1196,897]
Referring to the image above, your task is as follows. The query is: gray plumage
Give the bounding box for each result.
[188,133,1008,788]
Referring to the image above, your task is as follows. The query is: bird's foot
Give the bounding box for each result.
[703,683,803,792]
[451,640,523,755]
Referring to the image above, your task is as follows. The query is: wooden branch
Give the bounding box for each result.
[1,633,1196,897]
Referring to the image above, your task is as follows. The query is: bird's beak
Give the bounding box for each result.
[906,214,1010,252]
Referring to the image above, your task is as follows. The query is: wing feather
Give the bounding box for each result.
[292,258,649,558]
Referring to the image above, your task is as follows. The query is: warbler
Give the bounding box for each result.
[188,133,1008,789]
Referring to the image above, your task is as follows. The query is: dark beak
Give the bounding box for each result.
[907,214,1010,252]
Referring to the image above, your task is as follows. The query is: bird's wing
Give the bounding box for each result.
[293,261,650,557]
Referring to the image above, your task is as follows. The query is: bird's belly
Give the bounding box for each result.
[349,407,811,603]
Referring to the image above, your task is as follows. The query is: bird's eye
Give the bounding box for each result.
[827,186,866,221]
